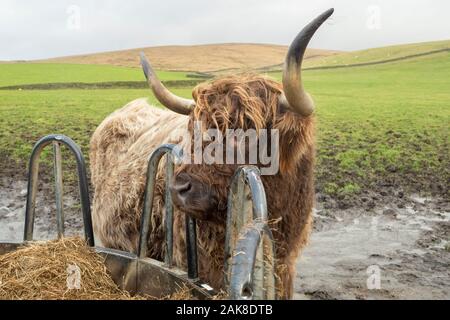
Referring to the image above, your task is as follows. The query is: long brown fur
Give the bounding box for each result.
[90,74,315,299]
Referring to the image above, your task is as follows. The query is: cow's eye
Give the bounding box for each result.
[277,101,290,115]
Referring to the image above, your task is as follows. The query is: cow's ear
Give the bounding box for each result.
[275,113,315,175]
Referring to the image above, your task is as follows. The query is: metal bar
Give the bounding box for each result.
[228,223,275,300]
[164,154,175,267]
[185,215,199,279]
[224,171,245,285]
[235,176,246,237]
[53,142,64,238]
[24,135,94,246]
[263,238,276,300]
[138,146,172,258]
[24,149,41,241]
[245,168,268,221]
[253,240,265,300]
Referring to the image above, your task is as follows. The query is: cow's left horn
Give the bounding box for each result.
[140,52,195,115]
[279,8,334,117]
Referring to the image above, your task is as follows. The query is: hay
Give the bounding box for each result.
[161,284,195,300]
[0,237,222,300]
[0,237,142,300]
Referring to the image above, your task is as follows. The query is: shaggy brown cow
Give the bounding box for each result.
[90,9,334,299]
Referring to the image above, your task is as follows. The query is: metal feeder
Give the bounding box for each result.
[0,135,276,300]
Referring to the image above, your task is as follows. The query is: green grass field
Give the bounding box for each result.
[0,47,448,200]
[0,63,189,87]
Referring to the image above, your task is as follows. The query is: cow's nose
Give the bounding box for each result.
[171,181,192,196]
[170,172,218,220]
[170,173,194,201]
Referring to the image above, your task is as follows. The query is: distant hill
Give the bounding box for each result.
[302,40,449,69]
[39,43,341,73]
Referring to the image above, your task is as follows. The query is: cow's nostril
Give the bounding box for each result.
[175,181,192,196]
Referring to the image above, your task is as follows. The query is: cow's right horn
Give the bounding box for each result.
[140,52,195,115]
[279,8,334,117]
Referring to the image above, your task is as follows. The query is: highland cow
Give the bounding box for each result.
[90,9,334,299]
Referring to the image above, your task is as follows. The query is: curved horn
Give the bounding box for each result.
[280,8,334,117]
[140,52,195,115]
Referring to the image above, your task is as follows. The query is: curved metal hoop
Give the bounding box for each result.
[224,166,276,300]
[229,222,276,300]
[137,144,199,280]
[24,135,94,246]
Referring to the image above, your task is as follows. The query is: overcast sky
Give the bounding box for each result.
[0,0,449,60]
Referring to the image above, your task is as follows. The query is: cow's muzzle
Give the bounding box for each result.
[170,172,218,220]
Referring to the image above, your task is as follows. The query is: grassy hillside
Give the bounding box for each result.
[0,46,448,201]
[303,40,449,69]
[42,40,448,75]
[40,43,340,73]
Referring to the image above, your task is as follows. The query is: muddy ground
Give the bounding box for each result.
[0,176,448,300]
[0,177,84,241]
[295,193,449,300]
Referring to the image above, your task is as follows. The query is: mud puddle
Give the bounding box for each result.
[295,196,449,300]
[0,177,83,241]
